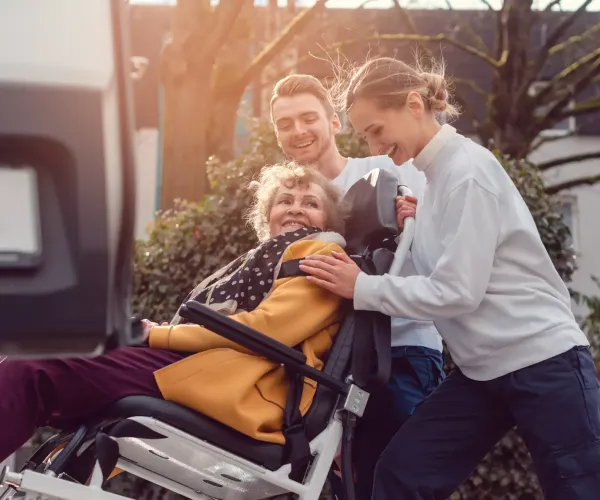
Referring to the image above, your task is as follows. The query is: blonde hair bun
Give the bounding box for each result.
[422,72,449,113]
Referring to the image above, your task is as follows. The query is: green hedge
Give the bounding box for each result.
[117,124,576,499]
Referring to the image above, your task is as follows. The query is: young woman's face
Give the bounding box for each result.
[348,96,423,166]
[268,182,329,237]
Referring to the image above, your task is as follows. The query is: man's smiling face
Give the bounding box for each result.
[271,93,340,164]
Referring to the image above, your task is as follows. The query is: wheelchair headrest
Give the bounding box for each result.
[343,168,399,255]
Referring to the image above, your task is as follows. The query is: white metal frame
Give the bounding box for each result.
[1,469,129,500]
[1,411,344,500]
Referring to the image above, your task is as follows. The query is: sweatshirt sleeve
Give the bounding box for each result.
[149,240,345,353]
[354,179,500,320]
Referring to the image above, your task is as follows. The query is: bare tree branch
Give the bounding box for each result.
[391,0,492,64]
[535,46,600,106]
[460,22,491,53]
[324,33,502,68]
[391,0,421,36]
[539,151,600,170]
[538,0,593,63]
[544,0,564,11]
[453,77,489,99]
[549,22,600,56]
[258,0,378,89]
[558,96,600,119]
[492,0,505,60]
[537,65,600,135]
[218,0,327,97]
[389,0,485,126]
[478,0,495,9]
[543,55,600,128]
[203,0,248,64]
[524,0,594,104]
[546,173,600,195]
[393,0,489,58]
[240,0,327,88]
[299,0,376,45]
[495,0,511,67]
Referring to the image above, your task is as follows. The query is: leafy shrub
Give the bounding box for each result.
[574,277,600,361]
[132,122,283,320]
[497,153,575,283]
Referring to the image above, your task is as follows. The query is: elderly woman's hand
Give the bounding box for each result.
[299,251,361,299]
[141,320,169,342]
[396,195,418,230]
[141,319,158,341]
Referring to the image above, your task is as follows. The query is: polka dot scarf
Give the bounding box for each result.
[171,226,322,325]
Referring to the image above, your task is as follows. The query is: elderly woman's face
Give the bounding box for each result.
[268,182,329,237]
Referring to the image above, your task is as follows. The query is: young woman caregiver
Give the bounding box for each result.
[299,56,600,500]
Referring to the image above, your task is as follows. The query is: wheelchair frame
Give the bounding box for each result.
[0,178,415,500]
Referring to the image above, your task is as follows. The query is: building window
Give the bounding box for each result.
[556,195,579,251]
[528,81,576,138]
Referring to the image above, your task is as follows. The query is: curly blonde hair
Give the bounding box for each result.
[247,161,347,241]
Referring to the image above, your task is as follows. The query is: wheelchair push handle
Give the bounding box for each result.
[389,185,416,276]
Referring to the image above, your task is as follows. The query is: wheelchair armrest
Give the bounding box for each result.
[179,300,349,395]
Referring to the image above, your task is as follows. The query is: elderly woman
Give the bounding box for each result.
[0,162,348,463]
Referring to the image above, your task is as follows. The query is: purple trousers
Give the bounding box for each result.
[0,346,185,462]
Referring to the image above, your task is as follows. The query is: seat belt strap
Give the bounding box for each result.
[282,346,312,481]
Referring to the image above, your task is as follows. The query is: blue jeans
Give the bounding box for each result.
[353,346,445,500]
[373,346,600,500]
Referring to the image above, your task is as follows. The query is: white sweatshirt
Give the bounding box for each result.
[354,125,588,381]
[333,156,443,352]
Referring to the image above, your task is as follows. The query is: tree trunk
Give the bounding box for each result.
[483,0,539,158]
[161,72,212,209]
[158,0,326,207]
[208,85,247,162]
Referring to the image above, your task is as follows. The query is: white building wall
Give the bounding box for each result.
[529,136,600,318]
[133,127,160,239]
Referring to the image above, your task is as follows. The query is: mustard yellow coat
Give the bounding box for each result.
[148,238,345,445]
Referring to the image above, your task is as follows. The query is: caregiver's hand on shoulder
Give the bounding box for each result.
[396,195,418,230]
[299,251,361,299]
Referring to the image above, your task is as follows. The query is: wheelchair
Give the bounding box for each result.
[0,168,415,500]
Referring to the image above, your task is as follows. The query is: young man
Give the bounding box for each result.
[270,74,444,499]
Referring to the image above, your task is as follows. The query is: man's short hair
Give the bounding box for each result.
[270,74,335,118]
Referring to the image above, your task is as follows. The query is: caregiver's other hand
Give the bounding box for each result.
[396,195,417,230]
[299,251,361,299]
